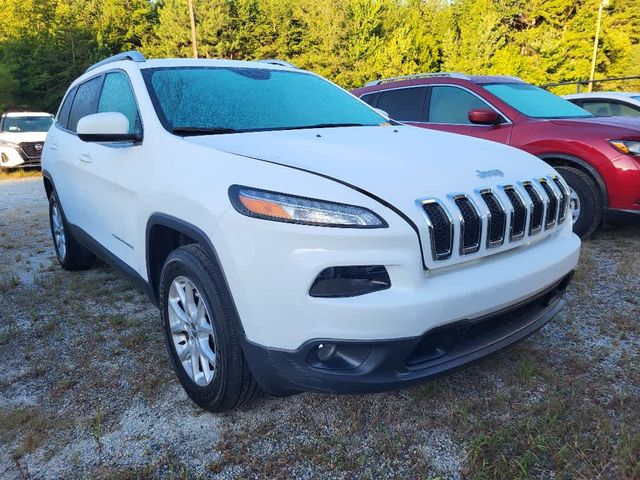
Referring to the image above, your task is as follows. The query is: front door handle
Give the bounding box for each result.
[79,153,92,164]
[49,141,59,151]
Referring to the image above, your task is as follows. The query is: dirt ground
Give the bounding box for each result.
[1,177,638,479]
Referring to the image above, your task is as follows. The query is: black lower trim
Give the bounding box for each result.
[604,207,640,225]
[68,224,156,305]
[242,272,573,396]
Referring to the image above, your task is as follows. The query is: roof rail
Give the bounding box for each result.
[86,51,146,73]
[364,72,470,87]
[253,59,299,69]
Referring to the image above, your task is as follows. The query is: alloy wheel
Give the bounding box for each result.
[569,188,581,224]
[168,276,218,386]
[51,202,67,260]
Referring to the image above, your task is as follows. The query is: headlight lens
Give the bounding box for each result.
[609,140,640,155]
[229,185,387,228]
[0,139,19,148]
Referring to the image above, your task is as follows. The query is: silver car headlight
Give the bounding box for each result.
[229,185,387,228]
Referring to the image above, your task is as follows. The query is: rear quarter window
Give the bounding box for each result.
[57,86,77,130]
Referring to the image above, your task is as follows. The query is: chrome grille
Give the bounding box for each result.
[552,176,570,224]
[539,179,558,229]
[503,186,526,240]
[523,182,543,234]
[422,201,453,261]
[421,177,567,264]
[453,195,481,254]
[480,190,506,247]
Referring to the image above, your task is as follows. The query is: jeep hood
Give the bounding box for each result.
[187,125,557,207]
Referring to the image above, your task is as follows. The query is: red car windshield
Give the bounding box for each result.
[483,83,593,119]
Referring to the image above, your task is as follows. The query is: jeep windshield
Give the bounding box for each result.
[2,115,54,133]
[483,83,593,119]
[143,67,386,135]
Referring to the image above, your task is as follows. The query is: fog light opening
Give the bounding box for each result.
[316,343,337,362]
[1,153,8,164]
[309,265,391,298]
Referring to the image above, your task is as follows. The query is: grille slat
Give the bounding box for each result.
[523,183,543,234]
[422,202,453,261]
[552,177,569,224]
[481,191,506,247]
[454,196,481,254]
[504,186,526,240]
[539,179,558,228]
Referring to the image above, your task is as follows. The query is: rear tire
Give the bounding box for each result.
[159,244,262,412]
[553,166,602,239]
[48,191,94,270]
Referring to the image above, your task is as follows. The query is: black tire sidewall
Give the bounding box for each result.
[160,248,233,408]
[555,167,599,238]
[48,191,68,265]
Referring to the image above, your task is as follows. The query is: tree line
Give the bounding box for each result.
[0,0,638,113]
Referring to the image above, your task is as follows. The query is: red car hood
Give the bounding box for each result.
[547,116,640,137]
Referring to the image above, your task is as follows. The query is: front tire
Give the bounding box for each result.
[553,166,602,239]
[48,191,93,270]
[159,244,262,412]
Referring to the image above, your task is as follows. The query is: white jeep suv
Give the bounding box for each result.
[0,112,54,169]
[42,52,581,412]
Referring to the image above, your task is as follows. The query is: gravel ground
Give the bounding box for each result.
[1,177,638,479]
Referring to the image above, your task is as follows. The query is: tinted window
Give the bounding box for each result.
[376,87,426,122]
[57,87,77,129]
[98,72,140,133]
[360,93,378,107]
[144,67,384,133]
[484,83,591,118]
[428,86,492,124]
[580,100,640,118]
[68,76,102,132]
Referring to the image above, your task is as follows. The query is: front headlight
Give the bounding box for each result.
[229,185,387,228]
[609,140,640,156]
[0,139,19,148]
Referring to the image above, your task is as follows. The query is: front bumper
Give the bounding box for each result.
[0,146,41,168]
[243,272,573,395]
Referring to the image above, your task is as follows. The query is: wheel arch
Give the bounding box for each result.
[145,214,240,326]
[42,169,55,199]
[538,153,609,207]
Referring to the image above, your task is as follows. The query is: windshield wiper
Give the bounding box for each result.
[171,126,238,136]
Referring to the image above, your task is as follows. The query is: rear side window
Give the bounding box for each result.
[580,100,640,118]
[68,76,103,132]
[428,86,491,124]
[98,72,141,133]
[377,87,427,122]
[360,93,378,107]
[57,87,77,130]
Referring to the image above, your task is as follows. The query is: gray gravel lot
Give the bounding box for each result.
[1,177,638,479]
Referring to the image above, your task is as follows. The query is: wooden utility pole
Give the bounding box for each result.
[188,0,198,59]
[588,0,609,92]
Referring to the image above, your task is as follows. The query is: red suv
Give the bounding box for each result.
[353,74,640,237]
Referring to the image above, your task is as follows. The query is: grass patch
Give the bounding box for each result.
[0,168,41,181]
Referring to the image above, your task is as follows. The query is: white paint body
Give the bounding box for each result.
[43,59,581,350]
